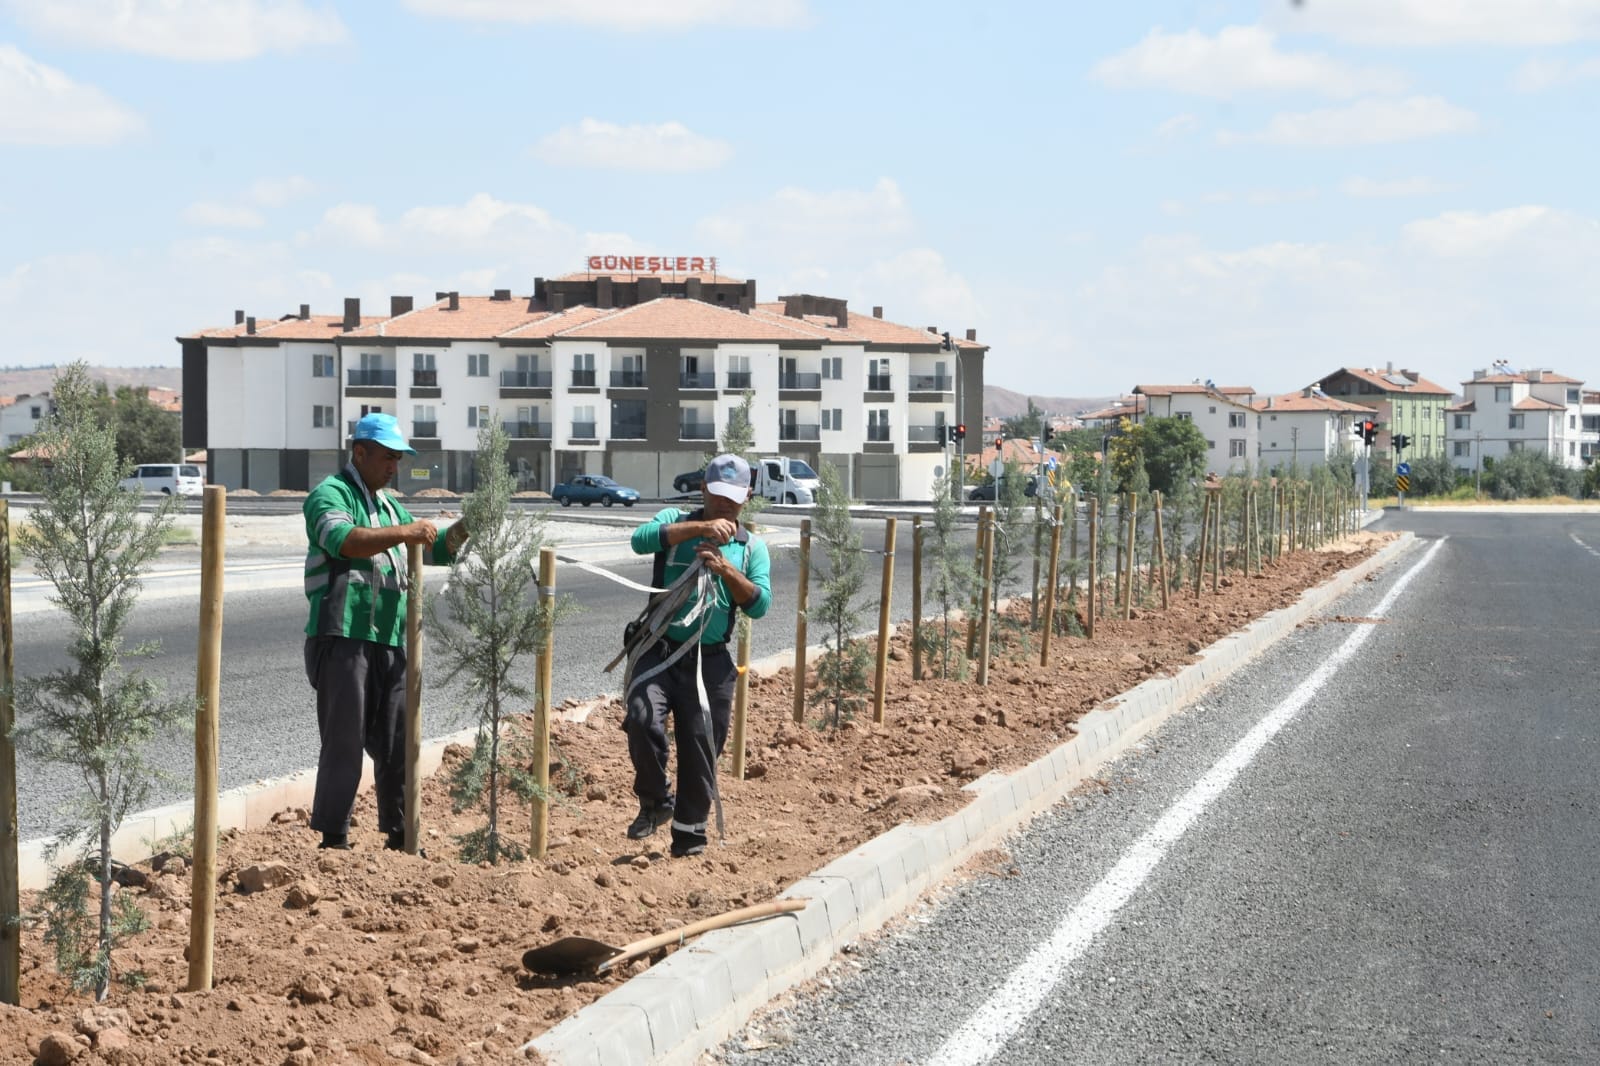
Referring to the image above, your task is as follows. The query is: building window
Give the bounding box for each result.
[614,399,647,439]
[1228,412,1246,428]
[1570,414,1578,429]
[412,352,437,388]
[1509,413,1525,429]
[1569,388,1581,404]
[1206,439,1216,450]
[467,405,488,428]
[467,353,488,377]
[868,358,891,392]
[1454,413,1470,430]
[867,409,890,442]
[572,404,596,438]
[312,353,334,378]
[1495,386,1511,402]
[1454,441,1471,457]
[413,405,437,438]
[572,353,595,388]
[1176,411,1192,421]
[1208,406,1217,414]
[312,404,334,428]
[728,355,752,390]
[1228,439,1246,458]
[1571,442,1577,456]
[822,408,844,431]
[1508,440,1525,452]
[821,357,843,381]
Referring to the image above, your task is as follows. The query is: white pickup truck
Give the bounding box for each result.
[754,456,821,504]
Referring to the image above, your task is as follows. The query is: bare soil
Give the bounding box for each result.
[0,533,1394,1065]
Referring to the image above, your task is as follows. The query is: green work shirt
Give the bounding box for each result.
[630,507,772,645]
[303,468,455,647]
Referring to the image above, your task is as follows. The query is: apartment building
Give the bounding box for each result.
[1445,366,1594,472]
[0,393,53,446]
[1131,383,1261,474]
[178,271,987,499]
[1254,387,1376,470]
[1316,365,1452,459]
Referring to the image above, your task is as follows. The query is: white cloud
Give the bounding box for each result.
[6,0,347,61]
[182,201,266,228]
[1401,206,1569,257]
[0,44,143,145]
[1512,55,1600,90]
[1343,175,1446,198]
[532,119,733,172]
[401,0,807,31]
[304,194,566,255]
[1094,25,1405,98]
[1156,113,1200,138]
[1221,96,1478,147]
[247,175,315,206]
[1274,0,1600,46]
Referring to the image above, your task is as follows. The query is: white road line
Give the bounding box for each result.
[926,536,1447,1066]
[1569,532,1600,558]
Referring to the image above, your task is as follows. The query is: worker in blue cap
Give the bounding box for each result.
[301,412,469,851]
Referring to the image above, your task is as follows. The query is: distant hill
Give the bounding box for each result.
[0,365,181,399]
[984,384,1115,419]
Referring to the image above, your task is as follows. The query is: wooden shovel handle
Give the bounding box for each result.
[602,898,808,971]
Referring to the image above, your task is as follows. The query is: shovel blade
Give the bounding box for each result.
[521,935,625,976]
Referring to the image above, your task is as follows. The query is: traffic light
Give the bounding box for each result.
[1357,419,1378,445]
[1393,433,1410,451]
[941,331,953,352]
[1043,424,1055,445]
[953,423,966,443]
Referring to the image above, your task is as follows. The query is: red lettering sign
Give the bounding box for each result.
[586,255,717,274]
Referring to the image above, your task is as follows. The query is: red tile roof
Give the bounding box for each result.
[1466,371,1583,385]
[1254,392,1376,414]
[1328,367,1452,396]
[1513,396,1565,412]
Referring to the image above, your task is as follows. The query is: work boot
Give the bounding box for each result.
[627,797,675,840]
[669,839,707,858]
[385,830,426,858]
[318,831,351,850]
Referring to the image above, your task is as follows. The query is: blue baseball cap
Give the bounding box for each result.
[350,412,415,455]
[705,453,752,502]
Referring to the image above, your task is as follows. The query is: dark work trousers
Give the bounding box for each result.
[304,635,408,837]
[623,640,737,849]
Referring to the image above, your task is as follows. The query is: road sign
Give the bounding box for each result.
[1396,461,1411,476]
[1045,454,1058,471]
[1396,474,1411,493]
[988,457,1004,478]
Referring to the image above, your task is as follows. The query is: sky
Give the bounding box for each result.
[2,0,1599,401]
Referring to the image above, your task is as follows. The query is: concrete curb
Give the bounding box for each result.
[524,531,1420,1065]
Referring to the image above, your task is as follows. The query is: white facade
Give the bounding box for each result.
[1445,369,1593,471]
[0,393,52,446]
[1256,391,1374,470]
[1135,387,1260,474]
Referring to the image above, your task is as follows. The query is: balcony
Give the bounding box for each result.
[411,421,438,439]
[726,371,752,390]
[500,369,551,388]
[572,370,597,388]
[347,368,395,387]
[501,420,552,439]
[680,370,716,389]
[609,370,646,388]
[411,369,438,388]
[909,424,947,443]
[571,420,597,438]
[780,372,822,390]
[867,425,891,443]
[680,420,716,441]
[909,374,953,391]
[778,423,821,442]
[613,420,647,440]
[867,376,892,392]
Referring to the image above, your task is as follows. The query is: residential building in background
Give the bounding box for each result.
[1078,396,1144,428]
[1254,387,1376,470]
[1315,365,1452,459]
[1445,366,1594,473]
[179,270,987,499]
[0,392,53,446]
[1132,383,1261,473]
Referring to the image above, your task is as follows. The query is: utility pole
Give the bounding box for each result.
[1475,430,1483,498]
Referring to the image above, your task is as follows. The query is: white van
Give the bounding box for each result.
[118,463,204,496]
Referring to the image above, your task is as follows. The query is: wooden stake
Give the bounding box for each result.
[531,547,555,859]
[1030,501,1043,630]
[871,517,897,724]
[0,502,18,1006]
[1211,488,1222,594]
[966,506,986,658]
[1123,493,1137,620]
[977,510,995,685]
[401,542,423,856]
[187,486,225,992]
[1040,504,1063,667]
[911,516,923,682]
[1113,494,1125,608]
[730,621,752,780]
[1194,490,1210,600]
[1068,502,1079,609]
[1086,498,1098,639]
[1153,491,1170,610]
[791,518,811,724]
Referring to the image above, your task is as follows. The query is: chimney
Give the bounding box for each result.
[1473,369,1486,380]
[872,306,883,318]
[638,276,662,301]
[245,316,256,335]
[1386,360,1394,374]
[550,292,566,312]
[299,303,310,320]
[738,295,753,313]
[435,291,447,301]
[492,288,511,301]
[966,328,977,342]
[597,277,613,309]
[1529,369,1544,382]
[234,309,245,324]
[1302,386,1314,398]
[390,295,413,317]
[686,277,702,301]
[447,291,459,311]
[527,295,540,313]
[343,297,360,330]
[927,325,937,334]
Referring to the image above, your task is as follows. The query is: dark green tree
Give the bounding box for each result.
[110,387,183,465]
[1128,416,1208,497]
[808,462,869,729]
[999,399,1045,441]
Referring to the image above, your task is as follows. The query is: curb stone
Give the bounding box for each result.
[524,531,1420,1064]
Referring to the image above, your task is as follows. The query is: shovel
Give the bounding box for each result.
[521,898,807,977]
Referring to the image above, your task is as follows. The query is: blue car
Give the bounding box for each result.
[552,474,640,508]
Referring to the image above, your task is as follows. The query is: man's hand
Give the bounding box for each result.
[696,542,736,578]
[699,518,739,547]
[403,520,438,546]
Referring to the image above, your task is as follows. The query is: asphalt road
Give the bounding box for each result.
[12,508,1004,841]
[719,510,1600,1065]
